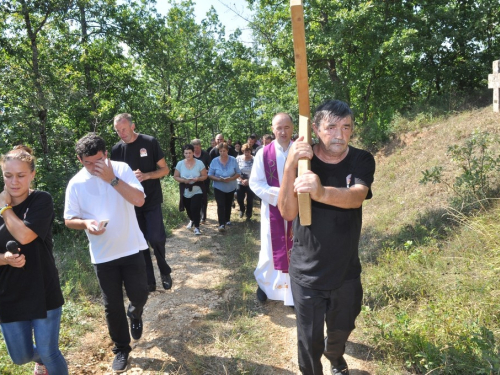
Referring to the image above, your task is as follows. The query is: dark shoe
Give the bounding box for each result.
[239,211,244,218]
[161,273,172,290]
[128,314,143,340]
[246,216,252,221]
[331,357,349,375]
[331,366,349,375]
[256,286,267,302]
[112,351,129,373]
[148,284,156,292]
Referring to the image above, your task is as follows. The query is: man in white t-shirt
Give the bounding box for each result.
[64,133,148,373]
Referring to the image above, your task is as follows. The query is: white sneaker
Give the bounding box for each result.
[34,363,48,375]
[218,225,225,232]
[186,221,193,229]
[194,228,201,235]
[226,221,232,226]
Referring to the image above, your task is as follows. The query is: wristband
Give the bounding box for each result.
[0,205,12,216]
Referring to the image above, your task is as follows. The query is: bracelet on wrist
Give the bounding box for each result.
[0,205,12,217]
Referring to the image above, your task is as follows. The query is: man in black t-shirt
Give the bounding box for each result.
[206,138,216,155]
[247,134,259,156]
[209,134,237,161]
[279,100,375,375]
[254,133,273,154]
[111,113,173,292]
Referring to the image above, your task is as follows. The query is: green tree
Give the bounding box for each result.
[247,0,500,146]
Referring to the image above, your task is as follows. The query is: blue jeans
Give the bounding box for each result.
[0,306,68,374]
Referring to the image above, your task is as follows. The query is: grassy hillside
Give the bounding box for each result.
[358,106,500,374]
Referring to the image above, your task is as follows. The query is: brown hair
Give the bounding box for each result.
[241,143,252,152]
[0,145,36,172]
[217,142,229,151]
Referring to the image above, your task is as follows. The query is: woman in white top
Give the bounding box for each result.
[173,144,207,235]
[236,143,255,220]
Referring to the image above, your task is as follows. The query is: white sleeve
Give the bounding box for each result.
[63,180,81,219]
[115,163,145,194]
[249,148,280,206]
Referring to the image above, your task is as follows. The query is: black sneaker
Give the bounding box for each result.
[161,273,172,290]
[256,286,268,302]
[128,315,143,340]
[112,351,129,373]
[331,357,349,375]
[331,365,349,375]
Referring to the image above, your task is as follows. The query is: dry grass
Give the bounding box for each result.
[361,107,500,258]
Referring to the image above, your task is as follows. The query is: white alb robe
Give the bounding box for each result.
[249,140,294,306]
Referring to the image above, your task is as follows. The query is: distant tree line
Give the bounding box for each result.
[1,0,498,218]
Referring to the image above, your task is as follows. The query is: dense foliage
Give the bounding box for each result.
[1,0,499,218]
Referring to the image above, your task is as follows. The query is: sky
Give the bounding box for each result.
[154,0,253,43]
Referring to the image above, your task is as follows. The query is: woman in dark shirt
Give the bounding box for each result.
[0,146,67,375]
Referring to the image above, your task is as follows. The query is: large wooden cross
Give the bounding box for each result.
[290,0,312,226]
[488,60,499,113]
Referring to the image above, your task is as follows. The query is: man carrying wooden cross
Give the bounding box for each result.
[279,100,375,375]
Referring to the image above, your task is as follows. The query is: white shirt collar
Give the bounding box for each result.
[275,140,292,153]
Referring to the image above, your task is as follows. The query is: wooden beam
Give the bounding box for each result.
[291,0,312,226]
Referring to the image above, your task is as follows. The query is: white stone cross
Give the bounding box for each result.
[488,60,499,112]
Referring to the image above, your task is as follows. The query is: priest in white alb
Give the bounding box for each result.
[249,112,294,306]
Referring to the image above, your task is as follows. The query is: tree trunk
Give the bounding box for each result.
[79,2,98,131]
[21,0,49,158]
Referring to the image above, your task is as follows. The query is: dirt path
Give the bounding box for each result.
[66,201,375,374]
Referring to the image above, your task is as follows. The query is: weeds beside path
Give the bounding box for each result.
[66,200,375,374]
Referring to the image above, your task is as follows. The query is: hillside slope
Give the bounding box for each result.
[358,106,500,374]
[362,106,499,255]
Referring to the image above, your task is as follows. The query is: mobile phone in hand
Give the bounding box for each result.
[98,220,109,230]
[91,219,109,231]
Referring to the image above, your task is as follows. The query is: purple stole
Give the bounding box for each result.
[263,142,293,273]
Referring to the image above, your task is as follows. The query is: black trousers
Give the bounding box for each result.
[214,188,235,225]
[236,184,254,218]
[291,277,363,375]
[200,179,210,221]
[136,204,172,286]
[93,252,148,354]
[184,193,202,228]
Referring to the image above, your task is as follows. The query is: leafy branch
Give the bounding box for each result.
[420,131,500,209]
